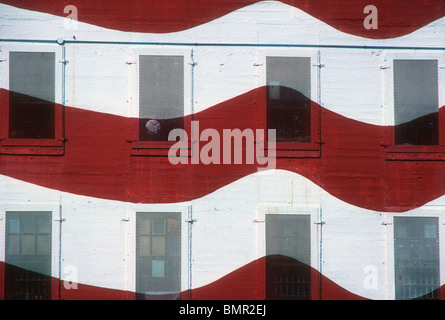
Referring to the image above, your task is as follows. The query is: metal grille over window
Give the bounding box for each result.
[265,214,311,300]
[4,211,52,300]
[136,212,181,300]
[394,217,440,300]
[139,55,184,141]
[393,60,439,146]
[9,52,56,139]
[266,57,311,143]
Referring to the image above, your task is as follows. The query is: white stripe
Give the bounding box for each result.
[0,2,444,126]
[1,172,445,299]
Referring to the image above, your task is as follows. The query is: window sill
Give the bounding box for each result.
[130,140,189,157]
[273,142,321,158]
[386,145,445,161]
[131,141,321,158]
[0,139,64,155]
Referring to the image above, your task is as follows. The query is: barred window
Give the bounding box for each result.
[266,214,311,300]
[4,211,52,300]
[394,217,440,300]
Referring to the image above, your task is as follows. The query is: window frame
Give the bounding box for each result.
[0,44,64,155]
[0,205,60,300]
[135,211,182,298]
[386,212,443,300]
[256,205,320,299]
[382,52,445,161]
[257,49,321,158]
[393,216,440,300]
[128,47,192,156]
[130,206,189,299]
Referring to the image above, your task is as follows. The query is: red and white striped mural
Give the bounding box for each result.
[0,0,444,301]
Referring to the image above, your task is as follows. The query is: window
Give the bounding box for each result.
[0,48,64,155]
[4,211,52,300]
[136,212,181,300]
[394,217,440,300]
[263,54,320,158]
[9,52,56,139]
[265,214,311,300]
[138,55,184,142]
[267,57,311,143]
[393,60,439,146]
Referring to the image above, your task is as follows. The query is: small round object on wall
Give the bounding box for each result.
[145,119,161,135]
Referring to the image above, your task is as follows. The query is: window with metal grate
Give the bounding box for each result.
[266,214,311,300]
[394,217,440,300]
[4,211,52,300]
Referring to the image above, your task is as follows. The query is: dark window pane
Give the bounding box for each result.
[37,215,51,234]
[9,52,55,139]
[166,236,181,256]
[394,60,438,145]
[407,219,423,238]
[165,258,180,278]
[22,215,36,234]
[36,235,51,255]
[7,217,20,234]
[21,235,35,255]
[139,55,184,141]
[7,235,20,255]
[424,223,438,239]
[152,218,165,235]
[266,57,311,143]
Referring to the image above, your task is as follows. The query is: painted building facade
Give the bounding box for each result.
[0,0,444,300]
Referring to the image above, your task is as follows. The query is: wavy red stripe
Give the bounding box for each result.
[1,0,444,39]
[0,87,444,212]
[0,259,369,300]
[3,258,445,300]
